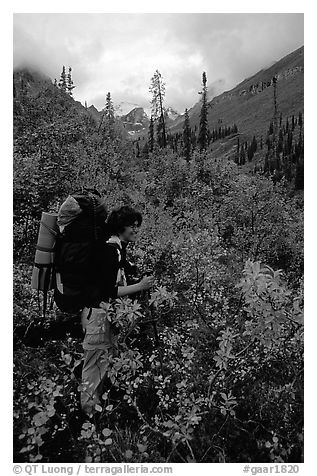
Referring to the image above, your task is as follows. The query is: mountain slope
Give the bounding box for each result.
[120,107,150,136]
[170,46,304,141]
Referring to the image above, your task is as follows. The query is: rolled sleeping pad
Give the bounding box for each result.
[31,212,59,291]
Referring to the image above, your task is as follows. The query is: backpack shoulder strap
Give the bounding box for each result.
[105,241,122,265]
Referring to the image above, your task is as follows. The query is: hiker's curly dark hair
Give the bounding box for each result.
[105,205,142,237]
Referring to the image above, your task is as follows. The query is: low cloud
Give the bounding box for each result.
[13,13,303,112]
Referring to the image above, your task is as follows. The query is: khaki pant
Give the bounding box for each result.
[80,306,118,415]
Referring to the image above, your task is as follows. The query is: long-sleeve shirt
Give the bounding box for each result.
[85,235,130,308]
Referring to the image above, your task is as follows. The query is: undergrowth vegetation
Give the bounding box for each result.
[13,77,303,463]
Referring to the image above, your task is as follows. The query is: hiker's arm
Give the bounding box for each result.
[117,282,142,297]
[117,275,155,297]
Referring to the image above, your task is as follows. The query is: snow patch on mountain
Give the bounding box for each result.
[114,101,142,117]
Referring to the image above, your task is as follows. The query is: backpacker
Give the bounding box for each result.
[53,188,109,314]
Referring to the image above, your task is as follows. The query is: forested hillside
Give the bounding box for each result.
[13,65,303,464]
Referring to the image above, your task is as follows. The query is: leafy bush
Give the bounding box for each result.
[13,77,303,463]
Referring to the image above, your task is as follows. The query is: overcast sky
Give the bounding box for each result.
[13,13,304,113]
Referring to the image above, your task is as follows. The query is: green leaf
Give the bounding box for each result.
[104,438,113,445]
[102,428,112,437]
[95,404,102,412]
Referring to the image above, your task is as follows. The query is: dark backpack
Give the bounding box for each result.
[53,189,110,314]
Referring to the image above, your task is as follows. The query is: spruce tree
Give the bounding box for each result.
[149,70,167,148]
[236,137,240,163]
[148,116,154,152]
[66,67,75,96]
[156,115,165,148]
[99,92,115,138]
[240,145,246,165]
[197,72,208,151]
[105,92,115,131]
[58,66,67,92]
[272,76,278,159]
[277,129,284,155]
[266,75,279,175]
[183,108,191,162]
[295,157,304,189]
[247,143,252,162]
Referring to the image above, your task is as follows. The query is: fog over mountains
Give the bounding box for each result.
[13,45,303,142]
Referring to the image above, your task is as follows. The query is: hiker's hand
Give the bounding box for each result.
[139,275,155,291]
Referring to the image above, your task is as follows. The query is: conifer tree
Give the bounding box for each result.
[292,115,295,131]
[98,92,115,137]
[149,70,167,148]
[287,131,293,156]
[265,75,279,175]
[197,72,208,151]
[183,108,191,162]
[148,116,154,152]
[156,115,165,148]
[295,156,304,190]
[247,144,252,162]
[272,75,278,159]
[66,67,75,96]
[105,92,115,128]
[236,137,240,163]
[58,66,67,92]
[277,129,284,155]
[240,145,246,165]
